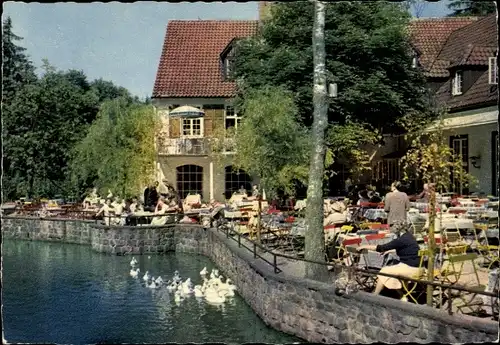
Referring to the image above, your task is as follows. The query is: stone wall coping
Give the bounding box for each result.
[209,228,499,334]
[89,223,203,231]
[2,215,95,223]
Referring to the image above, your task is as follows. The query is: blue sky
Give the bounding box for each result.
[3,1,452,99]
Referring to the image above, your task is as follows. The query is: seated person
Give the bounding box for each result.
[368,191,383,203]
[112,197,125,225]
[129,198,138,214]
[151,197,168,226]
[238,185,247,195]
[357,190,370,205]
[357,222,421,295]
[183,194,202,212]
[323,200,347,227]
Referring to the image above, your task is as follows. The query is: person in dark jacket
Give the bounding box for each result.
[357,222,421,295]
[147,182,159,211]
[143,186,151,207]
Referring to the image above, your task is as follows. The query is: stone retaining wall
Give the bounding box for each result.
[2,216,497,343]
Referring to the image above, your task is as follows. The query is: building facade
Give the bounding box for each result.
[152,20,259,201]
[152,10,498,200]
[374,15,498,195]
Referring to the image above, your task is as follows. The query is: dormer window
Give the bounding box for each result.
[220,38,239,81]
[489,57,498,85]
[411,56,418,68]
[451,70,463,96]
[224,55,233,76]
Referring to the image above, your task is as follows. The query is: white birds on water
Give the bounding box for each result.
[127,260,237,306]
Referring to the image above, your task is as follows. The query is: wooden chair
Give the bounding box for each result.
[477,233,499,269]
[335,237,362,266]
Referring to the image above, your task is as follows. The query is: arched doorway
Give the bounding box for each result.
[224,166,252,199]
[176,165,203,199]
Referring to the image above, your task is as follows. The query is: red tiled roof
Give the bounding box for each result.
[152,20,259,98]
[433,14,498,111]
[432,14,498,76]
[408,17,480,77]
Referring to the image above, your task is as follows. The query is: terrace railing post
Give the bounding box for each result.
[253,242,257,258]
[238,233,241,247]
[447,287,452,315]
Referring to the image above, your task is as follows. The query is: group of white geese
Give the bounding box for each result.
[128,257,237,305]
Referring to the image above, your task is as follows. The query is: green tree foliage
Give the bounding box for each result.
[227,86,310,199]
[2,16,38,199]
[1,17,37,99]
[233,1,430,132]
[447,0,496,16]
[71,98,161,199]
[2,16,140,200]
[325,122,381,181]
[4,63,104,199]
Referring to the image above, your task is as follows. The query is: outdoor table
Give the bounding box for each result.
[364,209,387,221]
[363,209,423,225]
[224,210,249,219]
[410,202,429,212]
[340,232,397,269]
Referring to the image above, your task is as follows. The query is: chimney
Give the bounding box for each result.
[258,1,272,22]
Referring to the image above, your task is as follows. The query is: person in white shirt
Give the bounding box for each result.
[96,199,112,226]
[112,197,125,225]
[129,198,138,214]
[151,196,168,226]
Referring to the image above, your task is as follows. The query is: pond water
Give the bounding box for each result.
[2,240,301,344]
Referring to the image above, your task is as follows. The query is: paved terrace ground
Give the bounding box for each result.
[230,231,495,315]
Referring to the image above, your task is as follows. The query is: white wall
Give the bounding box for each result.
[445,122,497,195]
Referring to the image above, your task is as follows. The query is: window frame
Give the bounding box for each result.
[176,164,203,200]
[224,105,242,130]
[180,117,204,138]
[450,134,469,195]
[451,70,463,96]
[489,57,498,85]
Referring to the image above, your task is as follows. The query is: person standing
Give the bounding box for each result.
[147,182,160,211]
[96,199,112,226]
[384,181,410,227]
[143,185,151,207]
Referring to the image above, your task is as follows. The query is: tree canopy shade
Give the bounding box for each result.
[232,1,430,133]
[70,98,161,199]
[230,86,310,199]
[447,0,496,16]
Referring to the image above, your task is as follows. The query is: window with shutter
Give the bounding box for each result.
[489,57,498,85]
[169,118,181,138]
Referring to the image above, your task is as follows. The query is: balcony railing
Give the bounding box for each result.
[157,137,237,156]
[158,138,209,156]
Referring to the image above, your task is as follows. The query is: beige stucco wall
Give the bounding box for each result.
[444,122,497,194]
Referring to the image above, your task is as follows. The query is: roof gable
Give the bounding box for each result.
[408,17,480,77]
[153,20,259,99]
[432,14,498,77]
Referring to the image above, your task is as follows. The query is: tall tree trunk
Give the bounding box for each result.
[304,0,329,281]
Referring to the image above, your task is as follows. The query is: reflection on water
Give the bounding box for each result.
[2,240,300,344]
